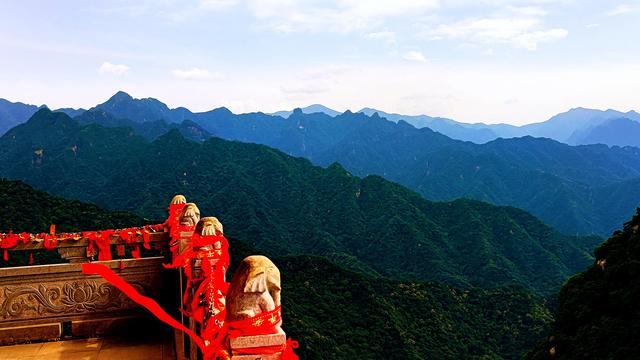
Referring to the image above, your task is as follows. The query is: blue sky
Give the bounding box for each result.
[0,0,638,125]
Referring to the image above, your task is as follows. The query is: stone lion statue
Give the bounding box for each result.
[170,194,187,205]
[194,216,224,237]
[226,256,282,326]
[178,203,200,227]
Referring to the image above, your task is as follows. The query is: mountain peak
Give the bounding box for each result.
[109,91,134,102]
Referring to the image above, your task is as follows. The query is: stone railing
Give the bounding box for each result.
[0,232,175,345]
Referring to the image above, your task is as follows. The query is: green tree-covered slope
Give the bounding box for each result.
[0,178,551,359]
[0,178,143,233]
[527,208,640,359]
[280,256,551,360]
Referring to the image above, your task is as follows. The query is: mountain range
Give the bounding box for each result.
[2,92,639,236]
[0,108,604,295]
[3,92,640,147]
[283,104,640,147]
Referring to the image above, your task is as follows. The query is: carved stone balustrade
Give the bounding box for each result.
[0,232,175,345]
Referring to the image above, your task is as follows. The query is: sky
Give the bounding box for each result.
[0,0,639,125]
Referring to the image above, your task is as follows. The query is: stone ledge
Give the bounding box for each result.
[230,328,286,350]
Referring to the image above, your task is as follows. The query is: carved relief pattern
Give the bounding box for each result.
[0,280,151,320]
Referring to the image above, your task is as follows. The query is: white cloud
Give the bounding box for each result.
[98,62,130,75]
[513,28,567,50]
[172,68,221,81]
[425,17,567,50]
[403,50,428,62]
[364,30,396,44]
[606,3,640,16]
[585,23,600,29]
[247,0,439,33]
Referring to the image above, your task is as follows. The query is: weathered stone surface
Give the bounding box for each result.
[178,204,200,228]
[231,352,282,360]
[230,329,286,350]
[0,257,172,345]
[0,323,61,344]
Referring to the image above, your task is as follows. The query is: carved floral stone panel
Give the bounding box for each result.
[0,277,157,321]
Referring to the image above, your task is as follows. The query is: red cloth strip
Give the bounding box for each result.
[81,263,207,353]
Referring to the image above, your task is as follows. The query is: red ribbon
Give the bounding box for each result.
[81,263,207,351]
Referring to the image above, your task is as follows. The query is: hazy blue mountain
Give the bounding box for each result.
[272,104,342,118]
[358,107,500,143]
[358,107,640,145]
[514,107,640,142]
[0,98,40,135]
[5,92,640,147]
[93,91,193,123]
[567,117,640,147]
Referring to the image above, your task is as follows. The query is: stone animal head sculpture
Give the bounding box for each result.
[170,194,187,205]
[194,217,224,237]
[226,256,282,325]
[178,203,200,227]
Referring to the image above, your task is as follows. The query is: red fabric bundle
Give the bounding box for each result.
[165,203,186,232]
[43,234,57,250]
[142,228,151,250]
[84,230,113,261]
[1,231,19,249]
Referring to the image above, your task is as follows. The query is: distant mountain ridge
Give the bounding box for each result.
[0,98,41,136]
[358,107,500,143]
[2,92,640,147]
[567,117,640,148]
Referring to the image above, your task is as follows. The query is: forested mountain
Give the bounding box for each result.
[76,108,210,142]
[51,92,640,235]
[0,109,602,295]
[280,256,552,360]
[527,208,640,359]
[0,178,143,233]
[4,93,640,235]
[0,177,551,359]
